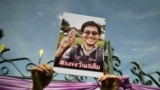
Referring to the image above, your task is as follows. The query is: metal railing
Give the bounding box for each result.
[0,42,160,87]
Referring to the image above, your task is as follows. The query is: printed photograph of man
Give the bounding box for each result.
[54,12,105,77]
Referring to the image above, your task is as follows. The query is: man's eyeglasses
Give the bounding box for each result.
[83,31,99,36]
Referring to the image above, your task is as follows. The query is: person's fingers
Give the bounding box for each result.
[60,38,67,48]
[98,74,121,90]
[31,67,37,77]
[97,76,103,81]
[37,64,47,71]
[98,75,118,81]
[31,66,43,80]
[31,66,42,87]
[36,64,51,75]
[101,75,109,81]
[68,29,76,40]
[98,75,107,81]
[61,37,71,47]
[43,64,54,76]
[71,29,76,38]
[103,67,107,75]
[98,67,108,81]
[68,29,74,38]
[32,64,53,75]
[31,66,43,72]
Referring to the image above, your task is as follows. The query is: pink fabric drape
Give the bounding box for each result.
[0,76,98,90]
[0,76,160,90]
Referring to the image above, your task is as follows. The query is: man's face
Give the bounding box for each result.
[82,26,100,46]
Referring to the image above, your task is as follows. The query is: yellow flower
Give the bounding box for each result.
[39,49,44,58]
[0,44,6,53]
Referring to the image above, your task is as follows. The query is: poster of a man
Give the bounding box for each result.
[54,12,106,77]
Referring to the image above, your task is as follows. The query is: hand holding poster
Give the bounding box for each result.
[54,12,106,77]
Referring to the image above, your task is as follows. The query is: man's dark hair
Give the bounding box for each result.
[81,21,101,35]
